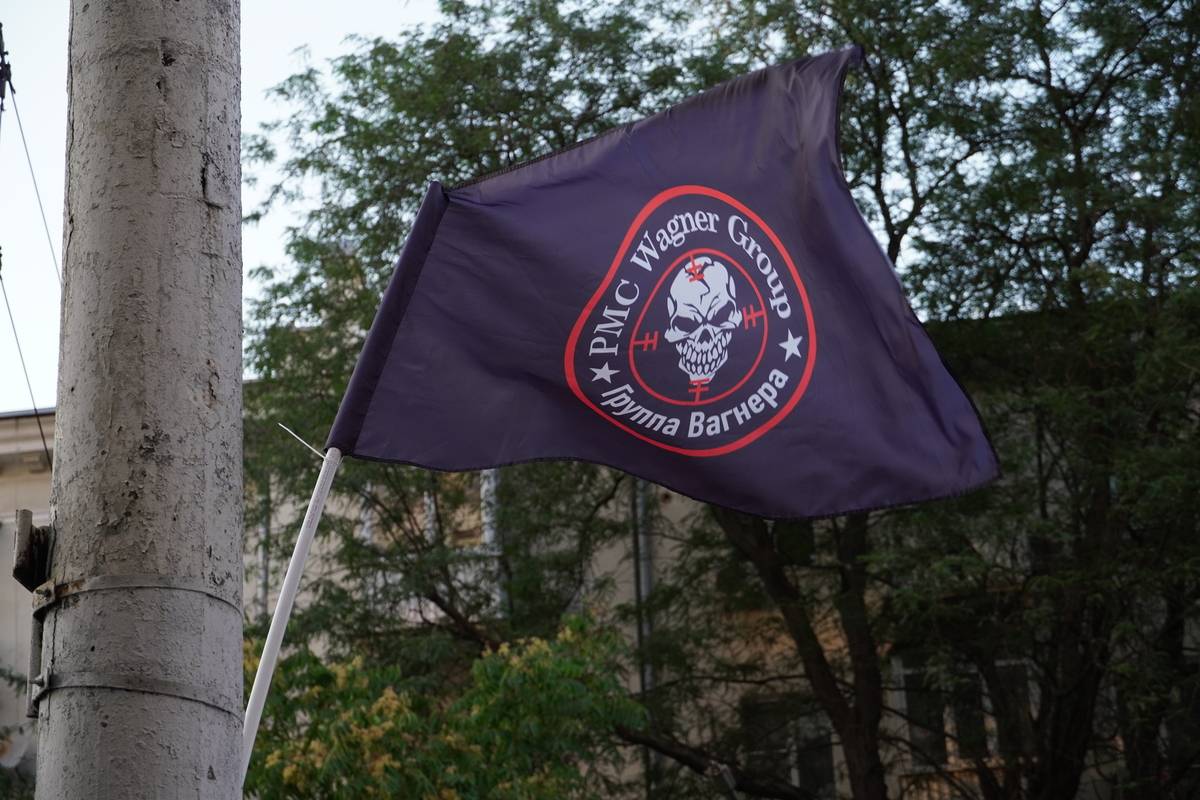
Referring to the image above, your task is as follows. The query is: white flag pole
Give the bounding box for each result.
[241,446,343,784]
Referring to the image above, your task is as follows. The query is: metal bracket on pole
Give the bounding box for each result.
[12,509,51,592]
[12,510,52,718]
[0,22,11,109]
[30,572,241,617]
[28,670,241,719]
[20,570,241,718]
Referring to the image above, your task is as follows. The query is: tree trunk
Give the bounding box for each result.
[37,2,242,798]
[713,508,891,800]
[840,722,890,800]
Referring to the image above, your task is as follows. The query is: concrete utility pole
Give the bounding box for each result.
[36,2,243,797]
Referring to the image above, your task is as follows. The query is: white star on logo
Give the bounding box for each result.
[590,362,619,383]
[778,330,804,362]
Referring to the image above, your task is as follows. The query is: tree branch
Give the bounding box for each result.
[614,725,817,800]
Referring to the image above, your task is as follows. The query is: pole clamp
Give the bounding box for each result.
[25,573,242,718]
[30,670,241,719]
[33,572,241,620]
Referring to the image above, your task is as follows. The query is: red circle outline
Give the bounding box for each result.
[564,185,818,458]
[628,248,768,407]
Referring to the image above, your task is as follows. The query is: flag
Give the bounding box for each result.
[326,45,998,518]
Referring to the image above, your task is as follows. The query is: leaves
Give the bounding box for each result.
[242,1,1200,798]
[245,616,643,799]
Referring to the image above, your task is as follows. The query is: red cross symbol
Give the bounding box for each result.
[631,331,659,352]
[742,305,767,329]
[688,379,710,401]
[685,256,706,282]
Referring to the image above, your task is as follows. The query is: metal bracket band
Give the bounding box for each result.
[33,573,241,619]
[25,573,242,718]
[30,670,241,718]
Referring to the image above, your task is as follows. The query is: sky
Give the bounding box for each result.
[0,0,443,414]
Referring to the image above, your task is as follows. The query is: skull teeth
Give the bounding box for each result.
[676,330,732,382]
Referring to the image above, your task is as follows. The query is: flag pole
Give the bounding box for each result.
[241,446,343,784]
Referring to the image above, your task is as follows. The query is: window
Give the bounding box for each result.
[949,673,989,761]
[900,657,1013,770]
[1168,656,1200,794]
[715,553,769,612]
[740,697,836,798]
[994,662,1033,759]
[903,669,949,765]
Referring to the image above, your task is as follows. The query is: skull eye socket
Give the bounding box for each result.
[672,315,701,335]
[708,299,735,323]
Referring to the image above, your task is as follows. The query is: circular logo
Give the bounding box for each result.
[565,185,816,456]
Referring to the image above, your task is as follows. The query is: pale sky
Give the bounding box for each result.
[0,1,443,414]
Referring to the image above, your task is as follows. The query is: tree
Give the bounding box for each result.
[893,4,1200,797]
[619,4,1008,798]
[242,2,687,796]
[641,3,1200,800]
[0,666,34,800]
[244,1,1200,798]
[245,616,643,798]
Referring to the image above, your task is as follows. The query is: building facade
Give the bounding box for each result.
[0,409,53,778]
[0,408,1163,798]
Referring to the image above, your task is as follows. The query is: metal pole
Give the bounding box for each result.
[39,3,243,796]
[630,478,656,795]
[259,481,271,622]
[480,468,506,612]
[241,447,342,784]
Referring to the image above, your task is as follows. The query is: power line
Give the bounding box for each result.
[10,93,62,285]
[0,250,53,471]
[0,25,54,470]
[1,22,62,287]
[0,23,7,151]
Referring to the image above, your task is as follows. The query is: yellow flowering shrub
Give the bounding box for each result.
[243,615,643,799]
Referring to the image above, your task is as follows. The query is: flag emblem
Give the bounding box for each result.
[327,47,1000,518]
[565,185,816,457]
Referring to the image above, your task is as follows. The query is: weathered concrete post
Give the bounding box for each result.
[37,1,243,797]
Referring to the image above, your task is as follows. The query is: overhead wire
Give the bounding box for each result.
[10,93,62,286]
[0,259,53,471]
[0,22,55,470]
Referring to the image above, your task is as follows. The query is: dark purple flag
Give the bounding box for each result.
[327,46,998,518]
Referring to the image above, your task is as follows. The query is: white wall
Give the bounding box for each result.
[0,411,53,769]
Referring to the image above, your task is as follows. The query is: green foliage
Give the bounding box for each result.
[244,2,690,485]
[0,664,23,693]
[0,770,34,800]
[0,666,33,800]
[242,5,686,794]
[245,616,643,799]
[244,1,1200,798]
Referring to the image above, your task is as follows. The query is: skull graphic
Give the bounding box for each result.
[664,256,743,383]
